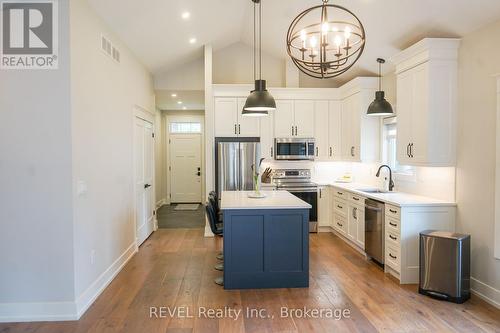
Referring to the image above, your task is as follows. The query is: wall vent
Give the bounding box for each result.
[100,34,120,63]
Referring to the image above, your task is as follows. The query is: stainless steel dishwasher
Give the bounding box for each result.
[365,199,385,265]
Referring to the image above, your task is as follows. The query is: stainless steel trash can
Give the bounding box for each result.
[419,230,470,303]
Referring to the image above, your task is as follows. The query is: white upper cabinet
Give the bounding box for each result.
[214,97,261,137]
[274,100,315,138]
[391,38,460,166]
[340,78,379,162]
[328,101,342,160]
[314,101,330,159]
[214,98,239,137]
[274,100,295,137]
[237,98,261,137]
[293,100,315,138]
[260,112,274,160]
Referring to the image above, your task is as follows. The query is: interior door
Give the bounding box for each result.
[237,98,261,137]
[170,134,202,203]
[274,100,294,137]
[214,98,238,137]
[294,100,315,137]
[134,117,155,246]
[314,101,329,159]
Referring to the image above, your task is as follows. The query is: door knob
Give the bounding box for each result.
[144,184,151,189]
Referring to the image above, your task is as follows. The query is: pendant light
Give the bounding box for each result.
[242,0,276,116]
[367,58,394,116]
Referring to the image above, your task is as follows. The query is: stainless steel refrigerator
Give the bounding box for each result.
[215,138,261,197]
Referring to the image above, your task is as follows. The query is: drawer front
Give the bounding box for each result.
[385,204,400,220]
[334,214,347,235]
[386,217,400,235]
[333,188,346,199]
[333,198,348,216]
[385,243,400,273]
[386,229,400,246]
[349,193,365,205]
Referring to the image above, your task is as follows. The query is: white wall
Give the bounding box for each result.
[0,0,76,320]
[70,0,155,315]
[213,42,285,87]
[456,18,500,303]
[154,57,204,90]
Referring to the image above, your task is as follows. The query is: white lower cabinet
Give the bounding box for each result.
[383,203,456,284]
[332,189,365,250]
[317,186,331,228]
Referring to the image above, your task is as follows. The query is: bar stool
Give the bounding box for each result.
[206,200,223,286]
[209,192,224,261]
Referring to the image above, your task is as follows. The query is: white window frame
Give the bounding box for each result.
[381,116,416,182]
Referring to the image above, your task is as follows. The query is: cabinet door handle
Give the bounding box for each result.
[291,126,294,136]
[270,147,273,158]
[351,146,355,157]
[238,124,241,135]
[337,222,343,227]
[234,124,237,135]
[316,147,319,157]
[337,192,343,195]
[329,147,332,157]
[353,197,359,201]
[389,253,397,260]
[353,207,357,219]
[389,235,397,241]
[410,143,414,158]
[389,222,397,227]
[295,126,298,136]
[407,143,410,157]
[389,209,397,214]
[337,205,343,209]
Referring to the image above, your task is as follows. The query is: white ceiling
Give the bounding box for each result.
[89,0,500,83]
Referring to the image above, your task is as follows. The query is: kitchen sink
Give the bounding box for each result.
[357,188,390,194]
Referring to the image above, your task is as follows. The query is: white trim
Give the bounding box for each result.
[0,301,77,323]
[495,75,500,260]
[471,277,500,309]
[0,243,138,323]
[156,198,167,209]
[75,242,138,318]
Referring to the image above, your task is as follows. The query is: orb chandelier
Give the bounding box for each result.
[286,0,366,79]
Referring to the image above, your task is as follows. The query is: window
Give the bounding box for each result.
[382,117,415,179]
[169,122,201,134]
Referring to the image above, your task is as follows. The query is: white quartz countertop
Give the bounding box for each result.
[221,190,312,210]
[323,182,456,207]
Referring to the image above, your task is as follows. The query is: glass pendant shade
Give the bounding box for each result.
[367,91,394,116]
[243,80,276,116]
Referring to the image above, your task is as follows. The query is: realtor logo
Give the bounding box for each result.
[1,0,58,69]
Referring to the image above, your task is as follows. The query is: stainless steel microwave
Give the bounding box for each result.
[274,138,315,160]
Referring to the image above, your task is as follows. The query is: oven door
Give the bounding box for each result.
[285,188,318,232]
[275,139,314,160]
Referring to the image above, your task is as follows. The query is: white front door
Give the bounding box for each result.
[134,117,155,246]
[170,134,202,203]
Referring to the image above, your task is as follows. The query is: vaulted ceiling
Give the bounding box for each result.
[89,0,500,84]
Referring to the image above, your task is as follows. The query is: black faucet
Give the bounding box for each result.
[376,165,395,192]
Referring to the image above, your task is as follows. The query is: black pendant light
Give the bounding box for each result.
[242,0,276,116]
[367,58,394,116]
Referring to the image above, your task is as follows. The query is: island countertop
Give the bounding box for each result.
[221,190,312,210]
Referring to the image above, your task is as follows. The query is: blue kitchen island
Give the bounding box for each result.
[220,190,311,289]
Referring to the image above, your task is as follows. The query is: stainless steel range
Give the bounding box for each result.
[272,169,318,232]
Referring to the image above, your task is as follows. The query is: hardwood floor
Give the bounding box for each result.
[1,229,499,333]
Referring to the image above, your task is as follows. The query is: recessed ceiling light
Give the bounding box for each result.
[177,101,183,104]
[182,106,187,110]
[189,38,197,44]
[171,93,177,97]
[181,12,190,20]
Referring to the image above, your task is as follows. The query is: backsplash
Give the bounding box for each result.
[261,160,456,202]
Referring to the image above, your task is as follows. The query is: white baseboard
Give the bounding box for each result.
[0,301,77,323]
[318,226,334,233]
[75,242,138,318]
[155,198,167,209]
[471,277,500,309]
